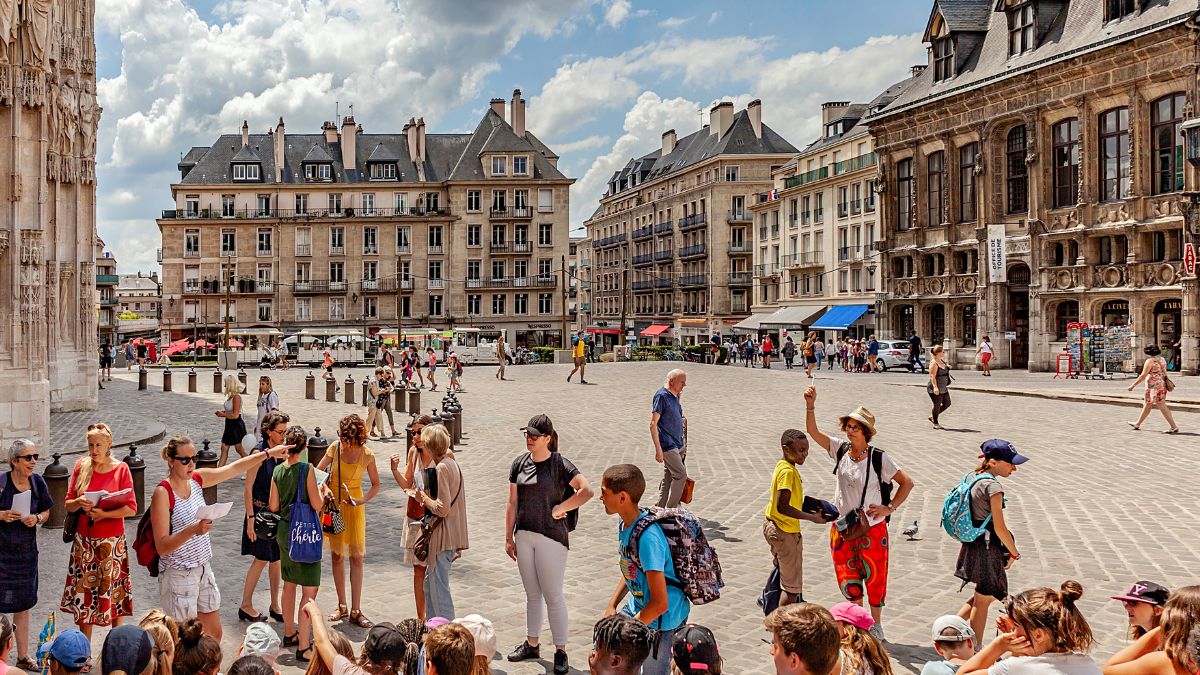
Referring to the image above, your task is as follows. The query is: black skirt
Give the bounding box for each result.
[955,534,1009,601]
[222,417,248,445]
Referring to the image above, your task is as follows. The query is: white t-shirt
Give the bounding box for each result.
[980,341,994,355]
[825,436,900,527]
[988,653,1100,675]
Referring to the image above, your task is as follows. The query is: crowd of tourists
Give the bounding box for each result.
[0,355,1194,675]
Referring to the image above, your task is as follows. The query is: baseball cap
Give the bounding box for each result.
[101,626,153,675]
[830,601,874,632]
[38,630,91,671]
[240,622,281,659]
[672,625,720,672]
[452,614,496,659]
[424,617,450,630]
[1112,580,1170,606]
[930,615,975,643]
[979,439,1029,465]
[520,414,555,436]
[362,623,406,665]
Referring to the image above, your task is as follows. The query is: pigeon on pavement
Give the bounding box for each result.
[902,520,919,540]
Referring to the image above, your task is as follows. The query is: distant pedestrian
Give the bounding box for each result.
[866,335,880,373]
[217,375,249,466]
[782,336,797,369]
[125,340,135,371]
[1127,344,1179,433]
[322,350,340,393]
[496,334,508,381]
[650,369,687,508]
[1110,581,1169,640]
[426,348,439,392]
[928,345,953,430]
[814,340,825,370]
[276,341,290,370]
[827,341,837,369]
[802,332,818,377]
[254,376,280,442]
[99,343,113,382]
[975,336,993,376]
[411,346,427,389]
[762,334,774,369]
[568,334,588,384]
[365,367,386,439]
[764,429,835,607]
[135,338,147,367]
[909,333,925,373]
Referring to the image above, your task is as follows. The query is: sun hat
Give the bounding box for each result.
[1111,580,1170,606]
[451,615,496,659]
[830,601,874,632]
[838,406,877,436]
[930,615,975,642]
[240,622,281,659]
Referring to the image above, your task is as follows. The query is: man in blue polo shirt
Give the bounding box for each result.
[650,369,687,507]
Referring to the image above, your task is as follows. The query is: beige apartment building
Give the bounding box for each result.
[157,91,575,348]
[740,83,911,341]
[584,101,797,344]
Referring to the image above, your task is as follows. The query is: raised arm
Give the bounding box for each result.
[196,445,286,486]
[802,386,833,451]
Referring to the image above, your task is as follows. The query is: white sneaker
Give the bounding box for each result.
[869,623,885,642]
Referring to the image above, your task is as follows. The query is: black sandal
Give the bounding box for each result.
[282,632,299,648]
[296,647,313,663]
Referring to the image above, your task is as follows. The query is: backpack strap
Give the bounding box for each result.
[832,441,851,476]
[157,480,175,534]
[0,470,7,493]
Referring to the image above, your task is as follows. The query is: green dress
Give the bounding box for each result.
[273,461,322,587]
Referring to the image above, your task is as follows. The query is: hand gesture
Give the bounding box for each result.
[803,386,817,406]
[20,514,38,527]
[390,454,401,472]
[246,516,257,542]
[267,444,290,459]
[505,540,517,561]
[193,519,213,535]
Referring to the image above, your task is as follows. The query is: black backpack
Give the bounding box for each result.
[833,442,893,520]
[549,453,579,532]
[758,566,782,616]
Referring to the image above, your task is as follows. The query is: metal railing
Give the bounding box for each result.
[728,243,752,253]
[655,221,673,234]
[833,152,877,175]
[295,244,311,256]
[654,249,673,261]
[679,244,707,259]
[729,271,752,284]
[632,225,654,240]
[330,246,345,256]
[680,274,706,287]
[784,166,828,190]
[632,253,654,265]
[727,210,751,222]
[678,213,708,229]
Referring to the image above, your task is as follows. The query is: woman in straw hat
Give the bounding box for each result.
[803,386,915,642]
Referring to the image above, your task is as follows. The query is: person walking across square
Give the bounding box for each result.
[650,369,687,508]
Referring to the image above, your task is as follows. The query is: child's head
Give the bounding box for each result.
[589,615,652,675]
[779,429,809,465]
[671,625,722,675]
[930,615,976,661]
[601,464,646,513]
[173,619,223,675]
[764,604,840,675]
[1005,580,1093,656]
[360,623,407,673]
[424,624,474,675]
[450,615,496,675]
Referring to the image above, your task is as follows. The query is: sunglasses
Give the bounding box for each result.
[87,423,109,431]
[171,455,196,465]
[15,454,38,462]
[524,431,546,440]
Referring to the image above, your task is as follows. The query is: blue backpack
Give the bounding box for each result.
[941,472,995,543]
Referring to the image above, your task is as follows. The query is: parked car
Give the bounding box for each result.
[875,340,913,371]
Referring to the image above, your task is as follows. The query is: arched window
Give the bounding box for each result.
[1055,301,1079,340]
[961,304,977,346]
[1007,126,1028,213]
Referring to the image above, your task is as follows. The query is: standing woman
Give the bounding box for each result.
[60,423,137,638]
[975,336,993,376]
[955,439,1028,643]
[217,374,250,465]
[239,411,290,623]
[316,415,381,629]
[364,368,386,440]
[414,425,467,621]
[426,348,439,392]
[150,436,289,638]
[254,376,280,442]
[928,345,953,430]
[269,426,326,662]
[1,440,54,670]
[1128,344,1180,433]
[380,367,400,438]
[389,415,437,623]
[448,351,462,392]
[802,387,915,641]
[496,334,508,380]
[504,415,594,674]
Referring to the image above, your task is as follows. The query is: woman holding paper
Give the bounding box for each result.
[1,439,54,670]
[60,423,137,637]
[150,435,289,639]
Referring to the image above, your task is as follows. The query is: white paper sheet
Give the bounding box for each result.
[10,490,31,517]
[194,502,233,521]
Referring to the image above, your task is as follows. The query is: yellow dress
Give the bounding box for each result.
[325,442,371,557]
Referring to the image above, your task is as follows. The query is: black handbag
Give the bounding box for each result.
[62,510,81,543]
[253,510,280,540]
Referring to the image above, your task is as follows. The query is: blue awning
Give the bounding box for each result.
[810,305,870,331]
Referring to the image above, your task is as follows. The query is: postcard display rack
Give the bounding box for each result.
[1065,323,1132,379]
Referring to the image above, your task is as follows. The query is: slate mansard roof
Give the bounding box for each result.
[178,108,569,185]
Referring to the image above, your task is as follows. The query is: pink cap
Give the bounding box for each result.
[830,601,875,632]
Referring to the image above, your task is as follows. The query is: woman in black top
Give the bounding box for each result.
[928,344,953,430]
[238,410,287,623]
[504,415,594,675]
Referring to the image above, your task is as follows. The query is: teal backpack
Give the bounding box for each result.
[941,472,995,542]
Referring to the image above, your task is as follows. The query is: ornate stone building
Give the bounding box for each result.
[0,0,100,445]
[870,0,1199,372]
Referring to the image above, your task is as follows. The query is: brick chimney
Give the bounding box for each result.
[273,117,285,182]
[662,129,676,155]
[490,98,505,117]
[405,117,417,160]
[710,101,734,140]
[323,121,338,143]
[747,99,762,139]
[822,101,850,126]
[241,120,249,147]
[510,88,525,137]
[341,115,357,173]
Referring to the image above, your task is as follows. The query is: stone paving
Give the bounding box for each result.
[16,360,1200,674]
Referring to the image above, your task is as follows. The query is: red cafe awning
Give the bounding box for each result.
[585,328,619,335]
[640,324,670,337]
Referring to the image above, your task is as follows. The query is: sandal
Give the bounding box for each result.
[296,647,313,663]
[1127,422,1140,431]
[349,610,374,628]
[1163,427,1180,434]
[282,632,299,648]
[16,657,38,672]
[327,603,349,622]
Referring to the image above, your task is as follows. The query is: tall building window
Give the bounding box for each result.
[933,37,954,81]
[492,294,506,315]
[1006,126,1028,214]
[539,293,552,314]
[467,190,481,212]
[429,295,442,317]
[1099,107,1130,202]
[515,294,528,315]
[1105,0,1136,21]
[1007,2,1035,55]
[896,158,914,230]
[1151,93,1185,195]
[467,294,481,315]
[1052,118,1080,207]
[959,143,978,222]
[468,224,481,247]
[926,151,944,226]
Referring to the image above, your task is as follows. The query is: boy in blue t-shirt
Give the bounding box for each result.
[600,464,690,675]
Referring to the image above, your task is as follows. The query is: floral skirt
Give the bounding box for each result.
[60,535,133,626]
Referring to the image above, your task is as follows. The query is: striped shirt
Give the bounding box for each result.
[160,476,212,571]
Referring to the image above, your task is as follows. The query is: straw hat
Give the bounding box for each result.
[838,406,877,436]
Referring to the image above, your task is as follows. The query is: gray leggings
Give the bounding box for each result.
[515,529,569,645]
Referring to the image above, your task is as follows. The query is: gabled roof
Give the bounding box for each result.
[231,145,262,162]
[446,108,568,181]
[365,142,400,163]
[301,144,335,163]
[876,0,1198,122]
[924,0,991,41]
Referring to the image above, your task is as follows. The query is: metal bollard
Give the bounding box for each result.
[213,369,223,393]
[42,453,70,529]
[361,376,369,405]
[344,375,355,404]
[162,367,172,392]
[394,386,406,413]
[307,426,330,466]
[305,371,316,400]
[195,439,220,504]
[188,367,197,392]
[326,377,337,402]
[237,367,247,387]
[407,386,420,414]
[138,366,147,390]
[440,409,456,446]
[123,444,147,516]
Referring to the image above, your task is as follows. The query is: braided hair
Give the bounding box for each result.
[592,615,652,674]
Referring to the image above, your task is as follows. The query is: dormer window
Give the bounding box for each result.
[232,164,260,181]
[933,37,955,81]
[1007,2,1035,56]
[491,156,507,176]
[368,163,396,180]
[1105,0,1136,21]
[825,120,848,138]
[512,156,528,175]
[304,164,332,182]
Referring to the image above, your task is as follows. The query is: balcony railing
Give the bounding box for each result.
[330,246,345,256]
[183,281,201,293]
[632,253,654,266]
[838,246,852,262]
[728,243,752,254]
[255,282,275,293]
[428,244,444,254]
[784,166,828,190]
[654,249,673,261]
[257,248,273,257]
[396,244,411,254]
[632,225,654,240]
[428,279,445,289]
[363,246,379,255]
[291,280,349,294]
[161,206,454,220]
[727,210,751,223]
[755,263,780,277]
[654,221,673,234]
[832,152,877,175]
[184,249,200,258]
[655,279,673,289]
[680,274,706,287]
[678,213,708,230]
[512,207,532,219]
[632,280,654,291]
[96,274,119,285]
[678,244,707,259]
[295,244,312,256]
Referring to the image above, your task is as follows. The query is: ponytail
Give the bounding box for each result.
[549,430,559,454]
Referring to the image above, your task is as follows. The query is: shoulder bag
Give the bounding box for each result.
[413,462,462,563]
[1161,358,1176,392]
[288,464,324,564]
[406,451,426,521]
[321,443,346,535]
[62,465,83,543]
[834,443,879,541]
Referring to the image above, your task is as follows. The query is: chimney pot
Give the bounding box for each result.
[490,98,505,117]
[511,89,526,138]
[710,101,734,140]
[747,99,762,140]
[910,64,927,77]
[241,120,249,147]
[341,116,357,173]
[662,129,677,155]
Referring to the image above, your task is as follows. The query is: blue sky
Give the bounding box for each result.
[94,0,929,272]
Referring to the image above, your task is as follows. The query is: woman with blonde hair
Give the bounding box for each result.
[413,424,467,620]
[217,374,249,465]
[1105,585,1200,675]
[316,415,381,628]
[139,609,178,675]
[1,439,54,670]
[831,602,893,675]
[60,423,137,638]
[960,580,1099,675]
[389,414,437,622]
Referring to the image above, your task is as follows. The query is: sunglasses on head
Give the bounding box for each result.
[170,454,196,465]
[87,423,108,431]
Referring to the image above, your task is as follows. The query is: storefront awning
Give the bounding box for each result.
[640,324,671,337]
[760,304,827,328]
[810,304,870,331]
[585,328,620,335]
[732,313,772,331]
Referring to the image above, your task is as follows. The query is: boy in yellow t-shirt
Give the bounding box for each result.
[764,429,834,606]
[567,333,588,384]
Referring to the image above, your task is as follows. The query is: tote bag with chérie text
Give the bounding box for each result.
[288,464,323,563]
